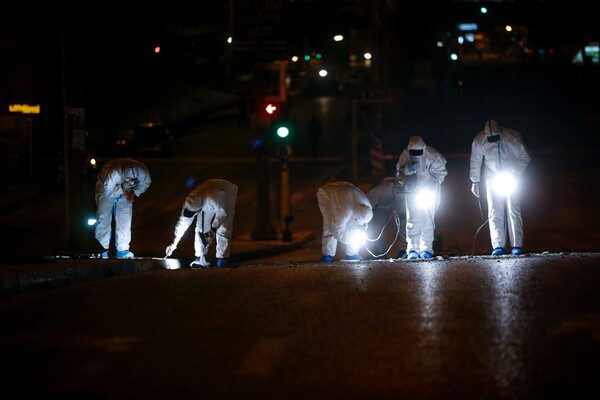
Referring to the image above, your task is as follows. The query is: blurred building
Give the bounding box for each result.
[1,1,598,187]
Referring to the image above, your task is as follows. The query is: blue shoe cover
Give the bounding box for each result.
[117,250,134,259]
[321,255,334,263]
[421,251,433,259]
[407,251,420,259]
[511,247,524,255]
[491,247,506,256]
[101,251,109,259]
[216,258,229,267]
[344,254,363,261]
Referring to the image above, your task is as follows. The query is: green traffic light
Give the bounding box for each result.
[276,126,290,138]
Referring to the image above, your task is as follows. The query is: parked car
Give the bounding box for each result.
[108,122,173,158]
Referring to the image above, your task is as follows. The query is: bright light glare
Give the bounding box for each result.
[319,69,328,77]
[334,35,344,42]
[492,172,517,195]
[364,52,372,60]
[87,217,97,226]
[89,158,97,167]
[416,189,436,208]
[349,230,367,249]
[163,258,181,270]
[276,126,290,138]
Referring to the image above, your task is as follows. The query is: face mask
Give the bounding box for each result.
[487,135,500,143]
[409,149,423,156]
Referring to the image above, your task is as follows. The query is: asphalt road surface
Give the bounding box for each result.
[1,252,598,399]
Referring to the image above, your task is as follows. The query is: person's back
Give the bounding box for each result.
[317,181,373,262]
[321,181,369,211]
[186,179,237,214]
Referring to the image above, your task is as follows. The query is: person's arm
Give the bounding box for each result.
[132,166,152,196]
[165,202,197,256]
[512,137,531,176]
[332,208,352,243]
[469,138,483,184]
[396,150,414,175]
[104,169,125,198]
[429,153,448,185]
[469,137,484,197]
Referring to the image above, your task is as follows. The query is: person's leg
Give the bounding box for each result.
[317,188,336,259]
[95,195,114,252]
[114,197,133,254]
[216,191,237,260]
[405,195,421,257]
[420,204,436,256]
[507,191,524,251]
[191,213,210,267]
[486,182,507,253]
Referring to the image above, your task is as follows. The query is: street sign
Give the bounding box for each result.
[232,0,288,61]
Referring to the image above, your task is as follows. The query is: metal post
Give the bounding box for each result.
[251,136,277,241]
[278,145,293,242]
[351,99,358,182]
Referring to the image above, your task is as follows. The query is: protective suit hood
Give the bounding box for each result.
[185,194,203,212]
[407,136,426,151]
[121,161,139,181]
[485,119,502,137]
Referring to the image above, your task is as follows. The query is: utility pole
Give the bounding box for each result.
[61,16,90,254]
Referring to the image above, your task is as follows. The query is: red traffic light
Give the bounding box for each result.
[265,103,278,115]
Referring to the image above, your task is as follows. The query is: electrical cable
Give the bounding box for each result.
[471,194,492,256]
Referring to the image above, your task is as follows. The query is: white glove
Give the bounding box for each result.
[205,229,216,243]
[471,182,480,198]
[403,161,418,175]
[165,244,177,257]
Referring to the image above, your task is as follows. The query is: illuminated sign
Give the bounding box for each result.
[457,23,478,32]
[9,104,40,114]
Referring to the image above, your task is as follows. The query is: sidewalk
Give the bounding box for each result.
[0,231,315,298]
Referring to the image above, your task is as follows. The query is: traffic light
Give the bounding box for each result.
[264,102,278,117]
[271,115,294,144]
[273,120,291,140]
[263,101,294,143]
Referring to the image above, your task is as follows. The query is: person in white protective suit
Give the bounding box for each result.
[165,179,238,268]
[317,181,373,262]
[470,119,531,256]
[396,136,447,259]
[366,176,407,259]
[94,158,152,259]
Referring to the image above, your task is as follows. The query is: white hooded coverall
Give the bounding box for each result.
[396,136,447,255]
[170,179,238,259]
[317,181,373,257]
[470,119,531,250]
[95,158,152,252]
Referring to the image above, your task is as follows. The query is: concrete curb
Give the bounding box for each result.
[0,231,316,298]
[0,259,169,297]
